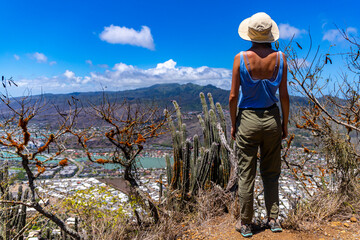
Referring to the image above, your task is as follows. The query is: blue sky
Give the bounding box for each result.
[0,0,359,96]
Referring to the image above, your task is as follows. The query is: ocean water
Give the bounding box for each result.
[133,157,170,169]
[74,156,172,169]
[1,151,172,169]
[0,152,46,162]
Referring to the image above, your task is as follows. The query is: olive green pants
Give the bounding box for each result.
[235,106,282,224]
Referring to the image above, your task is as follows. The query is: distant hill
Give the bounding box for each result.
[35,83,229,112]
[31,83,308,112]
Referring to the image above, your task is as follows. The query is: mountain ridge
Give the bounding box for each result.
[26,83,308,112]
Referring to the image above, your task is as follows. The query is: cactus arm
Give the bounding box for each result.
[165,154,173,186]
[181,140,191,199]
[207,93,216,113]
[217,123,238,192]
[216,102,227,138]
[172,101,183,130]
[170,131,182,189]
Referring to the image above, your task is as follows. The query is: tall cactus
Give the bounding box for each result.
[0,162,28,240]
[166,92,233,202]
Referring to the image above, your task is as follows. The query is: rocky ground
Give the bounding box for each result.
[182,214,360,240]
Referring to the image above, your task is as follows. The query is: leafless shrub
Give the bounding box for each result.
[280,27,360,229]
[0,80,83,239]
[72,94,170,227]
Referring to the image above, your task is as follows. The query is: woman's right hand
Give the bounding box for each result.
[231,126,236,140]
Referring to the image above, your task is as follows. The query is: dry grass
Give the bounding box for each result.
[137,186,233,240]
[136,211,188,240]
[283,180,360,231]
[78,215,129,240]
[195,187,232,221]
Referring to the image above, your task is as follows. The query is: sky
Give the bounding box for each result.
[0,0,359,96]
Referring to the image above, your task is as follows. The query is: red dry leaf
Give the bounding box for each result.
[96,158,109,164]
[36,165,45,174]
[134,134,146,144]
[59,158,68,167]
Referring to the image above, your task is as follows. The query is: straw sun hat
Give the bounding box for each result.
[238,12,279,43]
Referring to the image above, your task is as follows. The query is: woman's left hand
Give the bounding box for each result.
[231,127,236,140]
[282,123,288,139]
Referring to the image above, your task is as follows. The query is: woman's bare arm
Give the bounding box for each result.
[229,53,241,139]
[279,53,289,139]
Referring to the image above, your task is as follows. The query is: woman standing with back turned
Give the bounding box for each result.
[229,12,289,238]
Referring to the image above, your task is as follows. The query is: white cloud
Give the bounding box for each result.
[49,61,57,66]
[63,70,86,84]
[347,27,358,34]
[15,75,92,94]
[90,59,231,89]
[279,23,306,40]
[323,27,358,42]
[86,60,108,68]
[323,29,340,42]
[32,52,48,63]
[321,21,328,30]
[156,59,176,69]
[97,64,109,68]
[64,70,75,79]
[99,25,155,50]
[288,58,310,69]
[15,60,232,94]
[14,54,20,60]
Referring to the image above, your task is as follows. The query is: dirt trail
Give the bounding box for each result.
[182,214,360,240]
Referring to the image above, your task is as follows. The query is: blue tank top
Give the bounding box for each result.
[238,51,284,109]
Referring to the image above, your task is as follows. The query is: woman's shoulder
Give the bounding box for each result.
[233,52,241,63]
[234,51,243,58]
[278,51,286,57]
[280,52,287,67]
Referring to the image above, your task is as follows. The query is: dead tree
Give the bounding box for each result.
[0,78,83,239]
[283,29,360,192]
[73,94,169,224]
